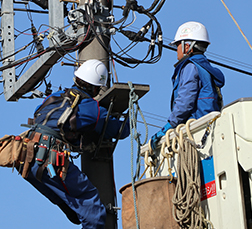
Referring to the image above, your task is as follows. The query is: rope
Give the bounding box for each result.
[171,119,213,229]
[139,117,216,228]
[128,81,148,229]
[128,81,149,181]
[139,139,157,178]
[154,129,174,178]
[220,0,252,50]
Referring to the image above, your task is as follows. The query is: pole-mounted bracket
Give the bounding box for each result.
[67,2,112,36]
[91,82,150,160]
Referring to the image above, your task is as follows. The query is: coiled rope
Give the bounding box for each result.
[128,81,148,229]
[142,117,217,228]
[171,119,214,229]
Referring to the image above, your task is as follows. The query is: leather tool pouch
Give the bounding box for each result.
[0,130,29,168]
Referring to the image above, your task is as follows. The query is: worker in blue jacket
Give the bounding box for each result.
[23,59,130,229]
[151,21,225,149]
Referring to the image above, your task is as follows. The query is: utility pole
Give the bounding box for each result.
[1,0,16,101]
[77,1,117,228]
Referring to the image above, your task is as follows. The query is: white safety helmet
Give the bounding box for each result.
[171,21,210,45]
[74,59,108,86]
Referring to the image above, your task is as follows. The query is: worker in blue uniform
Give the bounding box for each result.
[22,59,130,229]
[151,21,225,149]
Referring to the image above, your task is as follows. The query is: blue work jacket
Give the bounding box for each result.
[34,86,130,146]
[168,54,225,127]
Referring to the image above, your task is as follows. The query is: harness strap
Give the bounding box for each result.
[22,132,41,178]
[69,107,78,131]
[36,157,49,182]
[58,89,89,132]
[22,141,35,178]
[57,91,81,141]
[18,138,29,174]
[68,92,80,131]
[214,83,223,109]
[34,94,65,119]
[42,97,70,126]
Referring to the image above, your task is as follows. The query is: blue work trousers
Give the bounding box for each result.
[25,160,106,229]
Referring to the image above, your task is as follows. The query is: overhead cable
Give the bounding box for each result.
[220,0,252,50]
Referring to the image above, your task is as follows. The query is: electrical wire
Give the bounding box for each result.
[119,10,137,30]
[110,1,164,67]
[137,120,162,129]
[143,110,168,120]
[1,1,164,71]
[125,25,252,72]
[14,27,49,36]
[0,40,34,63]
[220,0,252,50]
[16,43,36,77]
[25,1,33,23]
[2,0,252,100]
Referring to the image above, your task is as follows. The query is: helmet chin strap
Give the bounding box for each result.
[187,41,196,54]
[182,40,196,56]
[182,40,185,56]
[73,77,85,90]
[73,77,98,97]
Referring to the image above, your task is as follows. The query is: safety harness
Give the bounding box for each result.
[20,88,91,183]
[34,88,90,142]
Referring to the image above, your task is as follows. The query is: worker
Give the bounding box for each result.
[151,21,225,149]
[20,59,130,229]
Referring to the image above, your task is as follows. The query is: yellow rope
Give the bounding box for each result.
[220,0,252,50]
[144,150,154,177]
[139,164,149,180]
[141,139,157,178]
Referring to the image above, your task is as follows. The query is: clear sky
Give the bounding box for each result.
[0,0,252,228]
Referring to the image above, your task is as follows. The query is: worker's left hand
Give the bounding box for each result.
[150,122,173,150]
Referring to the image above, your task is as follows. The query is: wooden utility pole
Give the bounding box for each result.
[78,1,116,228]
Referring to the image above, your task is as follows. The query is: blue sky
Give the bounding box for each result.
[0,1,252,228]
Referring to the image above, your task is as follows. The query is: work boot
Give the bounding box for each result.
[58,203,81,225]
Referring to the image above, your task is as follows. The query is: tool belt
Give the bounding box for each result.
[18,124,71,181]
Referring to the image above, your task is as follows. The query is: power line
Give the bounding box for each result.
[137,120,162,129]
[160,39,252,77]
[129,25,252,76]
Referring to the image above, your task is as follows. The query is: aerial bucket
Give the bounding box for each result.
[119,176,179,229]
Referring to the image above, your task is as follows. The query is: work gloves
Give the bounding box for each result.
[150,122,173,150]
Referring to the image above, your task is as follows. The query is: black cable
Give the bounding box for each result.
[4,0,251,78]
[112,32,140,56]
[0,40,34,62]
[145,0,161,13]
[12,8,48,14]
[17,43,35,77]
[111,1,164,67]
[159,41,252,76]
[25,1,33,23]
[149,0,166,15]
